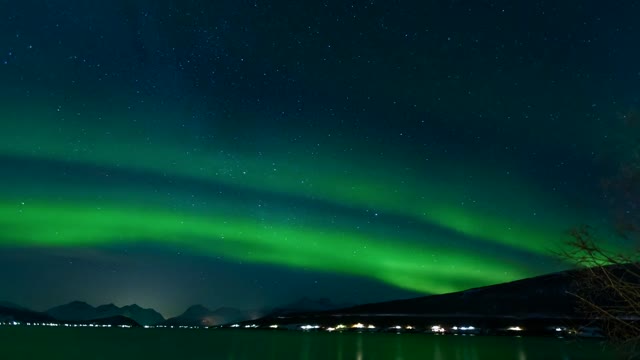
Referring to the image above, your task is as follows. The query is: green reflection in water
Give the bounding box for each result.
[0,327,623,360]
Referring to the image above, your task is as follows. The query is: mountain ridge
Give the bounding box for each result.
[163,305,252,327]
[245,268,597,328]
[46,301,165,326]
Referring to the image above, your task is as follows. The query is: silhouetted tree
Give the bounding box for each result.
[560,117,640,354]
[562,226,639,341]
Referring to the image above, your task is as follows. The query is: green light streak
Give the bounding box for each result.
[0,200,528,294]
[0,106,588,257]
[1,103,614,295]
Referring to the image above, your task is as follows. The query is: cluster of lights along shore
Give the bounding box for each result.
[1,321,573,335]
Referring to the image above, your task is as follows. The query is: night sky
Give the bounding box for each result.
[0,0,638,317]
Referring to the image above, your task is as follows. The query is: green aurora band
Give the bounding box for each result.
[0,201,531,294]
[0,104,616,295]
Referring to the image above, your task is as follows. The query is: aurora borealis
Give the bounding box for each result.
[1,1,638,316]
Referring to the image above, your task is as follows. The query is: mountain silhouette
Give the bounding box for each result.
[47,301,164,325]
[249,268,602,329]
[0,304,57,324]
[164,305,253,326]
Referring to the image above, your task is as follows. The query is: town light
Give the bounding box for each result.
[300,325,319,330]
[431,325,445,333]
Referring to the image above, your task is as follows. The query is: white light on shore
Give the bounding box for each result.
[431,325,445,333]
[300,325,319,330]
[507,326,523,331]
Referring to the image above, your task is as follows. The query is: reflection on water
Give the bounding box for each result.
[518,344,527,360]
[0,327,623,360]
[433,340,444,360]
[336,332,344,360]
[395,334,404,360]
[278,331,617,360]
[301,332,311,360]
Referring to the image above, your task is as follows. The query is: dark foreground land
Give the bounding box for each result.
[0,326,623,360]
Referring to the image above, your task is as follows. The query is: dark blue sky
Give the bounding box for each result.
[0,0,638,317]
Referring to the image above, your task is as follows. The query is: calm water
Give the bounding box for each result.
[0,327,622,359]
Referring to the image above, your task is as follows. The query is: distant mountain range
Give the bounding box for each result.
[249,269,593,328]
[4,267,620,329]
[0,297,346,327]
[0,304,57,324]
[0,302,152,327]
[46,301,164,326]
[161,298,347,327]
[163,305,251,327]
[339,270,579,318]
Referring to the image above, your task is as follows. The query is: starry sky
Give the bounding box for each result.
[0,0,638,317]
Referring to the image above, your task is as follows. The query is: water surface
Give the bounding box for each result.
[0,327,621,359]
